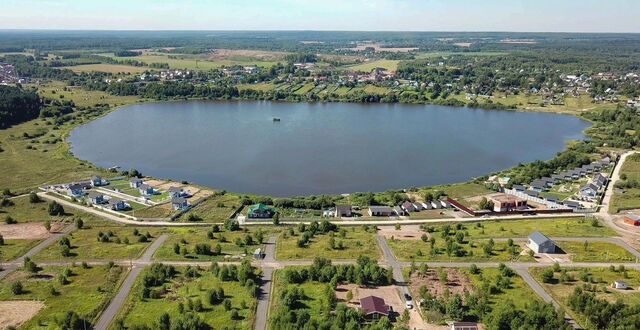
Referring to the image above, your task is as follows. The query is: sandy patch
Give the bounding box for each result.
[408,269,473,301]
[0,222,62,240]
[0,300,45,328]
[379,225,428,241]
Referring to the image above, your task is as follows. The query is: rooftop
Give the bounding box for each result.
[529,231,552,245]
[360,296,389,316]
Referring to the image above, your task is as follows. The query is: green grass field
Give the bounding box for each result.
[276,227,380,260]
[531,266,640,328]
[463,267,541,309]
[115,267,255,330]
[556,241,636,263]
[32,223,163,261]
[179,193,242,223]
[294,83,316,95]
[153,228,266,262]
[611,153,640,213]
[0,239,41,261]
[0,265,126,329]
[237,83,276,92]
[0,195,101,223]
[63,64,149,74]
[269,269,330,321]
[108,54,278,71]
[388,237,534,262]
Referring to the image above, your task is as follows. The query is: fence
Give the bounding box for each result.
[504,189,571,210]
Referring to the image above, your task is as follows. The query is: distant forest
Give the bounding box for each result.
[0,85,42,129]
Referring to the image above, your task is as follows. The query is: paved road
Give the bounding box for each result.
[0,224,74,280]
[254,235,277,330]
[597,151,640,236]
[493,236,640,260]
[94,234,168,330]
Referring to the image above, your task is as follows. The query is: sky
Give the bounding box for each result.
[1,0,638,33]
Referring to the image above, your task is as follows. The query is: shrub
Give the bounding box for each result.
[10,281,23,295]
[48,201,65,216]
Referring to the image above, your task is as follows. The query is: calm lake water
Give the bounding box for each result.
[69,101,589,197]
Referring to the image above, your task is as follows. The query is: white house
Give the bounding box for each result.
[129,178,143,188]
[90,176,107,187]
[579,183,599,201]
[528,231,556,253]
[167,186,185,198]
[67,183,85,198]
[138,184,154,196]
[171,197,189,211]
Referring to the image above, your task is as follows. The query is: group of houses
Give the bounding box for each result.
[86,191,129,211]
[368,200,451,217]
[129,177,190,210]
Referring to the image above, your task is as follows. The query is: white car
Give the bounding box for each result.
[404,293,413,309]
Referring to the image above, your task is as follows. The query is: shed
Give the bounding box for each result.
[613,280,628,290]
[624,214,640,226]
[335,205,352,218]
[528,231,556,253]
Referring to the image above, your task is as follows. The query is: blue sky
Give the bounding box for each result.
[1,0,638,32]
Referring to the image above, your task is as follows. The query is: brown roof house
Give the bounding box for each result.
[360,296,390,320]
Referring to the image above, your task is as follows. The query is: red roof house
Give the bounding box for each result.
[360,296,390,320]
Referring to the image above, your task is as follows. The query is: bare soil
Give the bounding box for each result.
[0,300,45,329]
[408,269,473,301]
[0,222,62,240]
[379,225,428,241]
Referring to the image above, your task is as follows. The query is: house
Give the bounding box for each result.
[171,197,189,211]
[335,205,352,218]
[550,174,563,183]
[421,202,432,210]
[600,157,611,166]
[561,172,573,181]
[448,322,480,330]
[582,165,594,174]
[67,183,85,197]
[138,184,154,196]
[90,176,107,187]
[368,206,394,217]
[253,248,264,259]
[545,197,559,204]
[360,296,390,320]
[579,183,599,201]
[490,195,527,212]
[591,162,603,170]
[613,280,628,290]
[570,170,581,180]
[107,198,127,211]
[540,177,554,187]
[167,187,184,198]
[623,214,640,226]
[129,178,143,188]
[528,231,556,253]
[564,200,583,210]
[87,192,105,204]
[393,206,407,216]
[530,180,547,192]
[412,202,424,211]
[431,201,441,209]
[247,203,274,218]
[440,200,450,208]
[512,184,525,192]
[401,201,416,213]
[594,173,608,187]
[525,190,539,198]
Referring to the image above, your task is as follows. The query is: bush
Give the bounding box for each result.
[542,269,555,283]
[75,218,84,229]
[48,201,65,216]
[10,281,23,295]
[29,192,41,203]
[4,215,17,224]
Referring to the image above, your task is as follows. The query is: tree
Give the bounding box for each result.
[446,294,465,321]
[0,234,4,246]
[11,281,23,295]
[272,212,280,225]
[48,201,64,216]
[29,192,41,203]
[44,220,51,232]
[223,299,232,311]
[542,269,555,283]
[346,290,353,302]
[75,218,83,229]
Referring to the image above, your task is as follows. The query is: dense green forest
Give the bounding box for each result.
[0,85,42,129]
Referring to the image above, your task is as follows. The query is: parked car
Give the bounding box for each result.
[404,293,413,309]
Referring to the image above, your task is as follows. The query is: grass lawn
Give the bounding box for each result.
[0,239,41,261]
[0,195,101,223]
[347,60,399,72]
[36,81,140,108]
[462,267,541,309]
[116,267,256,330]
[154,228,267,262]
[610,153,640,213]
[276,227,380,260]
[109,54,277,71]
[63,64,149,74]
[178,193,242,223]
[419,182,493,201]
[0,265,126,329]
[424,217,616,239]
[237,83,276,92]
[32,223,163,261]
[530,266,640,328]
[388,237,534,262]
[269,269,329,320]
[556,241,636,263]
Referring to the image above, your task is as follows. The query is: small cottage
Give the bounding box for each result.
[247,203,275,219]
[528,231,556,254]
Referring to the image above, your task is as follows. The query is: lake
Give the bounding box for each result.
[68,100,589,197]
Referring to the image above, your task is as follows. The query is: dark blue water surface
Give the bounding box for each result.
[68,101,589,196]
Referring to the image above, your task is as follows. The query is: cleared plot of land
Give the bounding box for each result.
[153,227,268,262]
[32,223,162,261]
[0,196,101,224]
[610,153,640,213]
[62,64,148,74]
[556,241,636,263]
[117,267,255,329]
[388,236,533,262]
[276,227,380,260]
[0,265,126,329]
[0,300,45,329]
[531,266,640,328]
[0,239,41,261]
[0,222,57,240]
[347,59,400,72]
[178,193,241,223]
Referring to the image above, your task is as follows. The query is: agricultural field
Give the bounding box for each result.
[106,54,278,71]
[115,266,256,330]
[35,81,140,108]
[32,221,163,261]
[236,83,276,92]
[0,265,126,329]
[153,227,269,262]
[276,226,380,260]
[610,153,640,213]
[293,83,316,95]
[346,59,400,72]
[530,266,640,328]
[62,64,149,74]
[556,241,636,263]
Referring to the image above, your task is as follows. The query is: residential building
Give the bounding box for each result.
[412,202,424,211]
[512,184,525,192]
[129,178,143,188]
[360,296,390,321]
[335,205,352,218]
[368,206,394,217]
[401,201,416,213]
[530,180,547,192]
[579,183,599,201]
[107,198,127,211]
[528,231,556,253]
[623,214,640,226]
[171,197,189,211]
[167,187,184,198]
[87,192,105,204]
[393,206,407,216]
[613,280,628,290]
[448,322,479,330]
[490,195,527,212]
[564,200,583,210]
[67,183,85,198]
[247,203,275,219]
[138,184,154,196]
[525,190,539,198]
[90,176,107,187]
